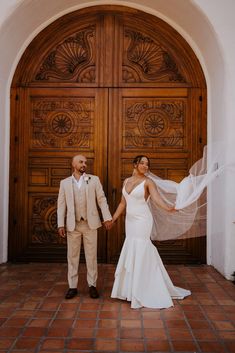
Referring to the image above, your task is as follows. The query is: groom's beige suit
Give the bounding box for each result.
[57,174,111,289]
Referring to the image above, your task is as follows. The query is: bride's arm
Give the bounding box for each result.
[112,195,127,223]
[146,179,175,212]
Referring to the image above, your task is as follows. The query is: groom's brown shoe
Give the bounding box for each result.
[65,288,78,299]
[89,286,99,298]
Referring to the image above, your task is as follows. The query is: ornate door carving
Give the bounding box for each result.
[107,88,206,263]
[9,6,206,263]
[10,87,108,262]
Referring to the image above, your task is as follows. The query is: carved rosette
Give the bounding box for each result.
[31,98,94,149]
[35,27,96,82]
[124,99,185,149]
[30,196,63,244]
[123,29,185,83]
[141,111,166,137]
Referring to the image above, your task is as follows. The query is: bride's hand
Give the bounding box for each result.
[104,219,116,230]
[103,220,113,230]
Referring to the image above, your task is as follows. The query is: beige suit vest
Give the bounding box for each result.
[72,180,87,222]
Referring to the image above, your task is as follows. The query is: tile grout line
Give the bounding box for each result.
[195,269,234,353]
[140,308,147,353]
[178,301,202,353]
[65,291,84,352]
[35,269,69,353]
[189,268,231,353]
[161,305,175,353]
[6,265,55,353]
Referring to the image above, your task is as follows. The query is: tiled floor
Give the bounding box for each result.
[0,263,235,353]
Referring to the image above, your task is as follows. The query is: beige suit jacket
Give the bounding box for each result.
[57,174,112,231]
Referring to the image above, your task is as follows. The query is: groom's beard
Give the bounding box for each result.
[79,167,86,174]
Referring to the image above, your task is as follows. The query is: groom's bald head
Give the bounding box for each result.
[72,154,87,174]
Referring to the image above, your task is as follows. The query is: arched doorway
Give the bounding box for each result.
[9,5,206,263]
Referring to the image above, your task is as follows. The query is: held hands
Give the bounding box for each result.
[103,219,116,230]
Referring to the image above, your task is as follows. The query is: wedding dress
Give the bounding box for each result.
[111,180,191,309]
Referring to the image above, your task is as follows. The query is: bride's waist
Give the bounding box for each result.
[126,210,152,219]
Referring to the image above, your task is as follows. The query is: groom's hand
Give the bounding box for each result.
[58,227,66,237]
[103,220,113,230]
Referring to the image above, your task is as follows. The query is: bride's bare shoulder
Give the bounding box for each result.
[145,177,156,188]
[145,176,153,183]
[123,177,130,185]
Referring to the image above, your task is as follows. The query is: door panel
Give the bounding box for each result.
[9,87,109,262]
[107,88,206,263]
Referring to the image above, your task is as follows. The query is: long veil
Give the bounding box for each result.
[147,146,228,241]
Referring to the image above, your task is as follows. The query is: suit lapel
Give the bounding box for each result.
[84,174,90,201]
[67,176,74,209]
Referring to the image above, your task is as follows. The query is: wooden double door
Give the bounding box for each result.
[9,6,207,263]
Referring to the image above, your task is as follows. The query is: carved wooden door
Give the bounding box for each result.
[9,6,206,263]
[10,87,109,262]
[107,88,206,263]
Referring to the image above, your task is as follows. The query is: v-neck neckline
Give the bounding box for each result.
[124,179,146,195]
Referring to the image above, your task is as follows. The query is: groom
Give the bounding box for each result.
[57,154,112,299]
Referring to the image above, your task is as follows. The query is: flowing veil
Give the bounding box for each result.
[147,145,229,241]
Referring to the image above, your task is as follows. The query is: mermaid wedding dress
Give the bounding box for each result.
[111,180,191,309]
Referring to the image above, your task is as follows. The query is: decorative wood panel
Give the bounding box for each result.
[123,98,186,150]
[10,6,207,264]
[30,97,94,150]
[123,29,186,84]
[35,27,96,83]
[29,195,58,244]
[29,158,72,188]
[12,6,206,88]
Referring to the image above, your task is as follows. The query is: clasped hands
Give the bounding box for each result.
[103,220,115,230]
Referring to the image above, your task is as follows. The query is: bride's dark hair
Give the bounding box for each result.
[133,155,150,167]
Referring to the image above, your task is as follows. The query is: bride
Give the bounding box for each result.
[109,155,191,309]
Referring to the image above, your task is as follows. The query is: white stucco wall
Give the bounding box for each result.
[0,0,234,279]
[194,0,235,278]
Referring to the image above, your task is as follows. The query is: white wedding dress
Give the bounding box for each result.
[111,180,191,309]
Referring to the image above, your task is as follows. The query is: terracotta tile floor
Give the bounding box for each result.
[0,263,235,352]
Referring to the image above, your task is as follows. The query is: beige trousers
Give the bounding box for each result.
[67,221,97,288]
